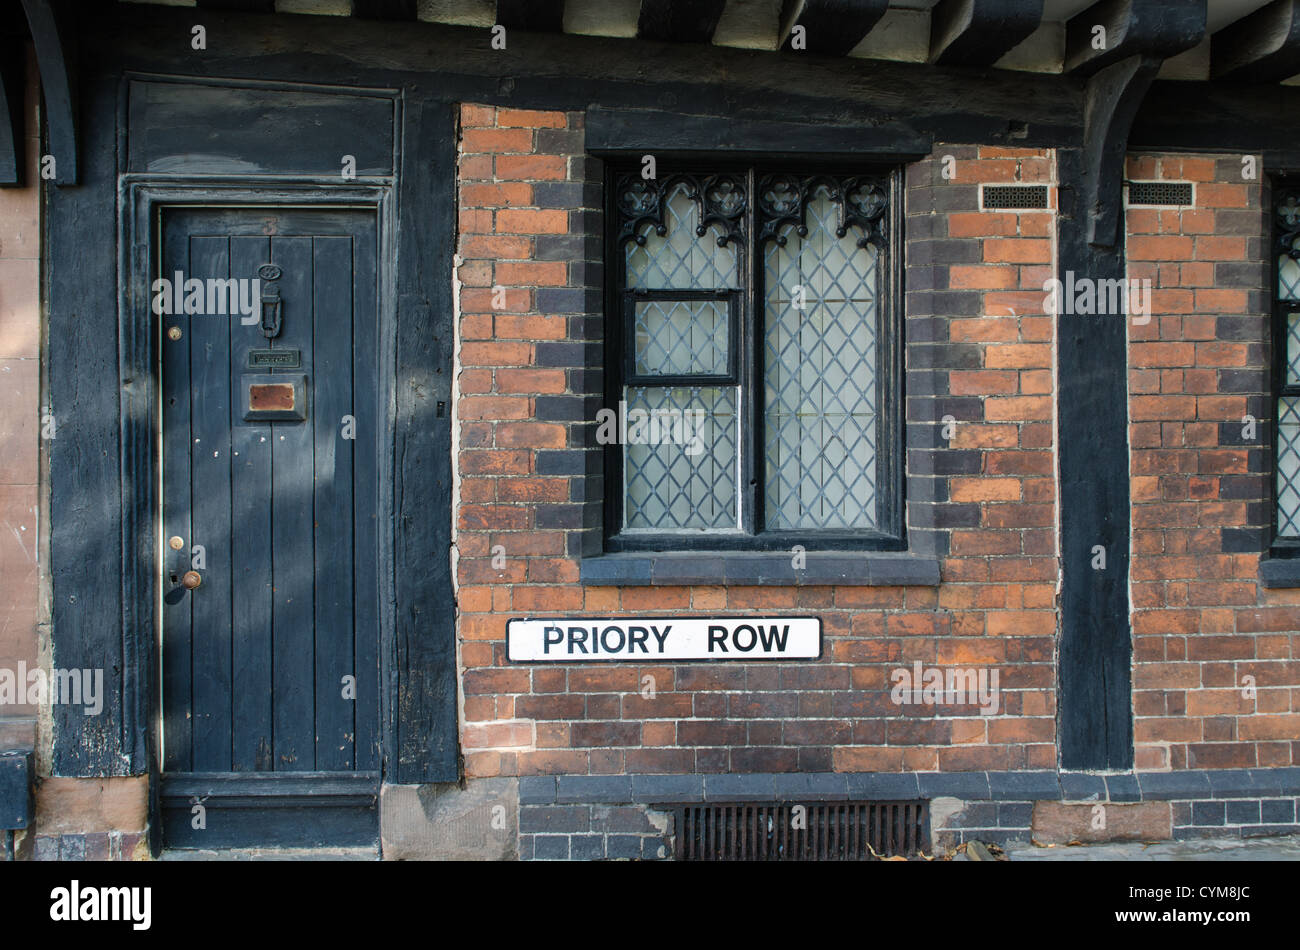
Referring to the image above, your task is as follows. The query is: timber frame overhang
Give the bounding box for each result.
[7,2,1300,188]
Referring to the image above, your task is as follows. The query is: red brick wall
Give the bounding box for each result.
[454,103,1062,778]
[1126,154,1300,771]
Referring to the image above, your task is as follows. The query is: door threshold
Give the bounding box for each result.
[159,771,380,850]
[159,845,380,861]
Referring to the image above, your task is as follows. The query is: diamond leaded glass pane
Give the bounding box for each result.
[623,386,738,530]
[626,182,739,290]
[1279,397,1300,537]
[1280,242,1300,302]
[1287,311,1300,386]
[633,299,728,377]
[763,186,879,530]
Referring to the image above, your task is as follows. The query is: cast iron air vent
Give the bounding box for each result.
[1127,181,1194,206]
[981,185,1049,210]
[675,801,929,861]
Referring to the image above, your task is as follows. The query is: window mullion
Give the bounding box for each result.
[741,165,758,536]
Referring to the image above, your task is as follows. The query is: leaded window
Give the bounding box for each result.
[604,166,902,551]
[1275,186,1300,539]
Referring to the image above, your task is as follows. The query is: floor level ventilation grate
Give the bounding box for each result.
[675,801,929,861]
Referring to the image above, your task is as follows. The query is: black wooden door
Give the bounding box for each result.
[159,207,381,847]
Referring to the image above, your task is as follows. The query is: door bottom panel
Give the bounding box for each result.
[160,772,379,850]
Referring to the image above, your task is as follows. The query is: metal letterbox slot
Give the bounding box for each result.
[248,348,302,369]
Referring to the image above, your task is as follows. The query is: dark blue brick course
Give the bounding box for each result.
[946,803,998,828]
[988,771,1060,801]
[1138,771,1211,800]
[846,773,920,800]
[1225,799,1261,825]
[1174,826,1237,840]
[569,834,606,860]
[1191,801,1226,826]
[519,776,557,805]
[591,805,659,834]
[1243,823,1300,837]
[1059,772,1106,801]
[556,775,631,804]
[519,805,590,834]
[704,773,777,801]
[630,774,703,802]
[606,834,644,859]
[1249,767,1300,796]
[1261,799,1295,823]
[996,802,1034,827]
[773,773,849,800]
[1206,769,1263,798]
[532,835,571,860]
[918,772,990,800]
[1105,774,1141,803]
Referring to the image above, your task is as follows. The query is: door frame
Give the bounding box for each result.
[121,179,398,846]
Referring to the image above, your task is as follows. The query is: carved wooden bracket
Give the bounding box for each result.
[19,0,76,186]
[1070,1,1207,247]
[1082,53,1161,248]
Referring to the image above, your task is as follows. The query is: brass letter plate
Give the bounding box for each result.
[242,374,308,422]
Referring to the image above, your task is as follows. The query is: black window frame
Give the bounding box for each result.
[1270,173,1300,556]
[601,161,905,553]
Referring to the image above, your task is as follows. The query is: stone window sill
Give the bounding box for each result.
[579,552,940,587]
[1258,558,1300,588]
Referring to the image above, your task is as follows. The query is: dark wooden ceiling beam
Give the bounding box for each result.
[929,0,1044,66]
[194,0,275,11]
[350,0,416,20]
[1133,80,1300,164]
[637,0,726,44]
[779,0,889,56]
[496,0,565,33]
[19,0,75,185]
[1065,0,1206,76]
[1212,0,1300,83]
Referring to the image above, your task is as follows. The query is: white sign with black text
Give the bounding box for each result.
[506,616,822,662]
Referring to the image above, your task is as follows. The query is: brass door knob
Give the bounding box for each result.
[181,571,202,590]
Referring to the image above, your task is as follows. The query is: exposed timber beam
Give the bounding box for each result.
[195,1,276,11]
[929,0,1045,66]
[351,0,416,20]
[779,0,889,57]
[637,0,727,44]
[1065,0,1206,76]
[1212,0,1300,83]
[496,0,565,33]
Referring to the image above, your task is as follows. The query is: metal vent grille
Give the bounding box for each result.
[1127,181,1193,206]
[675,801,929,861]
[982,185,1049,210]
